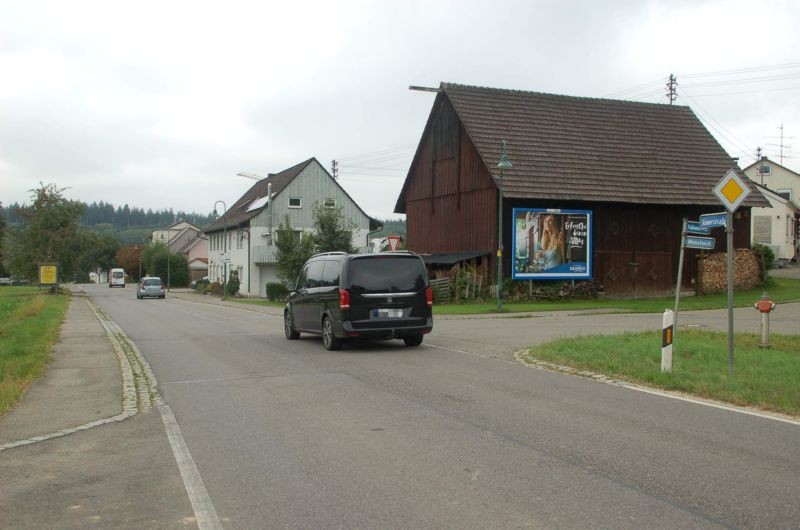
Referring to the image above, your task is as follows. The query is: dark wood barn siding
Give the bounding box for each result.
[503,199,752,297]
[406,98,497,254]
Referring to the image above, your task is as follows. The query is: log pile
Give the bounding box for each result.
[698,249,760,294]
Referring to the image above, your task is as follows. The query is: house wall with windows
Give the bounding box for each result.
[249,161,371,294]
[750,184,798,262]
[205,158,373,298]
[743,159,800,262]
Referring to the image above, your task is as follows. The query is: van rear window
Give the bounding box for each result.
[348,257,426,292]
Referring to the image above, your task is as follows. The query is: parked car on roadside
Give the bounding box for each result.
[137,277,165,299]
[190,276,209,289]
[284,251,433,350]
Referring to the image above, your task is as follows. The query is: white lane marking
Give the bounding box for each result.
[429,343,800,427]
[159,404,222,530]
[617,383,800,427]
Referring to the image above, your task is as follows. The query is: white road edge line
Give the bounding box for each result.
[429,342,800,427]
[159,404,223,530]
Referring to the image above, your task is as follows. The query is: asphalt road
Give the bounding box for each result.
[3,284,799,528]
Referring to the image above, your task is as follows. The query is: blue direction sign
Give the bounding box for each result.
[687,221,710,235]
[700,212,727,229]
[685,236,716,250]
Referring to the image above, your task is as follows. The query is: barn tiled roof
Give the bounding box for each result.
[206,159,314,233]
[403,83,767,208]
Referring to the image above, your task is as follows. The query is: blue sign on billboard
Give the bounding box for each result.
[512,208,592,280]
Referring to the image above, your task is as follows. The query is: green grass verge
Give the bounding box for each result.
[519,329,800,416]
[434,277,800,315]
[0,287,70,415]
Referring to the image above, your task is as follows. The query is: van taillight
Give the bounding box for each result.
[339,289,350,309]
[426,286,433,307]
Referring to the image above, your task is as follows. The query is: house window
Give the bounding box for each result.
[324,198,337,207]
[278,229,302,242]
[759,164,772,175]
[777,189,792,201]
[289,197,302,208]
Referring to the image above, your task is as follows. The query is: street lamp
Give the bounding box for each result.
[496,140,513,312]
[134,244,142,280]
[214,200,228,300]
[159,234,171,292]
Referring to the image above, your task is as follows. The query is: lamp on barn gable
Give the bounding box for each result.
[496,140,513,312]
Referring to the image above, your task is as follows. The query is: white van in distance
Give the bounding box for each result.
[109,268,125,287]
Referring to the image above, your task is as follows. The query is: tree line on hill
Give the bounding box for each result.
[0,185,407,287]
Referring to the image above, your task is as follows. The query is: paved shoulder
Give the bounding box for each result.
[0,293,122,445]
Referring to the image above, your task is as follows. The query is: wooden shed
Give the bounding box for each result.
[395,83,768,297]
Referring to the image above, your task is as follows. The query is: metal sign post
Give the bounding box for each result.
[673,218,688,332]
[712,169,752,376]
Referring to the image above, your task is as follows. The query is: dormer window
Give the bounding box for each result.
[758,164,772,175]
[288,197,302,208]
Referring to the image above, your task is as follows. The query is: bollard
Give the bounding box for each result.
[661,309,674,372]
[753,292,777,349]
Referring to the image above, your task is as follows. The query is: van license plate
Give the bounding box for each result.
[372,308,403,318]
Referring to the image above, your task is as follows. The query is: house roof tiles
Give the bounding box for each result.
[400,83,767,209]
[205,159,314,233]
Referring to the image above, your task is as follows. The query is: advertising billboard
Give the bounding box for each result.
[512,208,592,280]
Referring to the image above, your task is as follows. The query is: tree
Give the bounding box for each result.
[275,216,314,283]
[139,242,188,286]
[114,245,144,282]
[310,204,357,254]
[5,183,85,281]
[74,231,119,281]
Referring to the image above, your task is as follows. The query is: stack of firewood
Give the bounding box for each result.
[698,249,760,294]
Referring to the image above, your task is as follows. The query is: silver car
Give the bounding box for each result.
[136,277,165,299]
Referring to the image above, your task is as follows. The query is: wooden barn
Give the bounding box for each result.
[394,83,768,298]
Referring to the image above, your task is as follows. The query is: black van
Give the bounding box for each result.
[284,251,433,350]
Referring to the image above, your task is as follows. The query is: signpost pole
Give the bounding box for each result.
[726,211,734,376]
[674,217,687,332]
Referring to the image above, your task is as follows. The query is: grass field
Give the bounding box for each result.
[0,287,69,415]
[519,329,800,417]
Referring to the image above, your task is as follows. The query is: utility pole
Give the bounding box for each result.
[756,146,764,185]
[666,74,677,105]
[331,159,339,179]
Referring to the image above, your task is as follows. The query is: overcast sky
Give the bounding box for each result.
[2,0,798,220]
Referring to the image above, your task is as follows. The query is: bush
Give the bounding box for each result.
[266,282,289,301]
[753,244,775,279]
[226,269,241,297]
[208,281,224,296]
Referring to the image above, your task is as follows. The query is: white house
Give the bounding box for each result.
[204,158,378,297]
[742,158,800,262]
[749,183,798,264]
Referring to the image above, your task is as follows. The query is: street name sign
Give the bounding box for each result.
[687,221,710,234]
[685,236,715,250]
[712,169,751,212]
[700,212,727,229]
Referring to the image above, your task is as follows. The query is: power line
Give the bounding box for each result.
[679,61,800,79]
[677,91,755,164]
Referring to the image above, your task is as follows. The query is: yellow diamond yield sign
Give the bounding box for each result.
[713,169,751,212]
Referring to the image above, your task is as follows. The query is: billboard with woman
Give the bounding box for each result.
[512,208,592,280]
